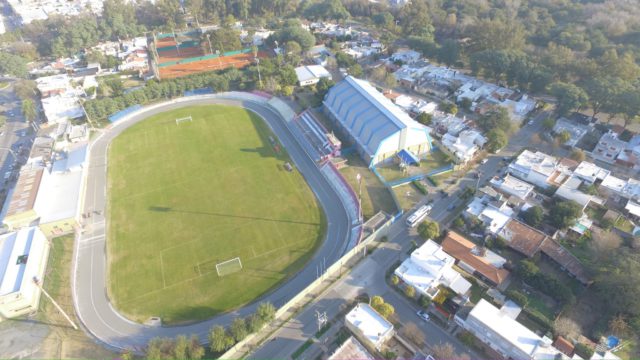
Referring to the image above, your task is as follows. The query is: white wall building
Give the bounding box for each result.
[490,174,534,200]
[345,303,394,351]
[456,299,566,360]
[295,65,331,87]
[508,150,559,189]
[0,227,49,320]
[441,129,486,163]
[395,240,471,299]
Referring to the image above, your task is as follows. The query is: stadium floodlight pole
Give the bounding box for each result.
[253,46,263,88]
[206,33,213,55]
[172,28,180,56]
[356,173,363,223]
[33,277,78,330]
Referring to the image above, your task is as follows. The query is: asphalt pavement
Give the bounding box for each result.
[73,95,359,351]
[249,110,552,359]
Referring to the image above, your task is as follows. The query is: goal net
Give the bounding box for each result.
[216,257,243,277]
[176,116,193,125]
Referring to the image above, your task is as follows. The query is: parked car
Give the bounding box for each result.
[417,310,430,321]
[481,158,488,164]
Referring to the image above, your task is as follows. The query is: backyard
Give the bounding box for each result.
[375,149,452,183]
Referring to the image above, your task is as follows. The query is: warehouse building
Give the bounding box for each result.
[323,76,433,167]
[0,227,49,320]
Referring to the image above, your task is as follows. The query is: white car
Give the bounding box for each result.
[481,158,488,164]
[417,310,430,321]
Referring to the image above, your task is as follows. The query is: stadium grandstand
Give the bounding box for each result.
[323,76,433,167]
[149,30,268,79]
[291,110,342,162]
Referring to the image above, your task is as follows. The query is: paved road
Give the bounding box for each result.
[249,110,552,360]
[73,96,358,351]
[0,82,34,187]
[250,219,482,360]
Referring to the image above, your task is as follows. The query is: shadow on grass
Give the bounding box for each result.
[148,206,321,226]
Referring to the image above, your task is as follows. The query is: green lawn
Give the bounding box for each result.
[376,150,452,182]
[339,154,397,219]
[107,105,325,323]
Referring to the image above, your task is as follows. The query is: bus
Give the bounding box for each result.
[406,204,432,227]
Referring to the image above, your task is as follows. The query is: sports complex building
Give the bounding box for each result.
[323,76,433,167]
[150,30,268,79]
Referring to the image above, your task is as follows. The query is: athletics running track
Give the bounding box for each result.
[73,93,357,351]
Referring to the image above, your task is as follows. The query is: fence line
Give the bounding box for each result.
[220,213,394,359]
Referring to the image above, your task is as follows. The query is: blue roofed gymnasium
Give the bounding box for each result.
[323,76,433,167]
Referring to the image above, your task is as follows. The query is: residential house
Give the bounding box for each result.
[345,303,394,351]
[441,231,510,287]
[328,337,375,360]
[455,299,567,360]
[390,49,421,64]
[294,65,331,87]
[508,150,574,189]
[592,132,626,164]
[432,113,468,136]
[498,219,590,284]
[555,175,605,209]
[573,161,610,185]
[490,174,534,201]
[465,196,513,235]
[600,175,640,201]
[394,240,471,299]
[553,117,589,147]
[441,129,487,163]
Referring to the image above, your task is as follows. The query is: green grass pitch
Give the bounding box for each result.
[107,105,325,324]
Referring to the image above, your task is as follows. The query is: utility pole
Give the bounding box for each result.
[206,34,213,55]
[356,173,363,224]
[254,46,263,88]
[33,277,78,330]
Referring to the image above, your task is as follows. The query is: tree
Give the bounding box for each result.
[549,200,582,229]
[271,24,315,51]
[209,325,231,353]
[570,149,586,162]
[417,112,432,125]
[0,52,28,78]
[583,76,631,119]
[417,220,439,240]
[315,77,334,98]
[256,302,276,323]
[470,19,526,52]
[486,129,507,153]
[173,335,188,359]
[459,97,472,111]
[377,303,395,319]
[21,98,37,123]
[391,275,399,286]
[187,335,205,360]
[404,285,416,298]
[557,130,571,144]
[506,290,528,307]
[554,317,581,339]
[598,250,640,327]
[371,295,384,308]
[431,342,456,360]
[542,117,555,130]
[437,39,460,67]
[399,0,434,39]
[438,101,457,114]
[522,206,544,227]
[401,323,424,347]
[14,80,37,100]
[348,64,364,78]
[477,106,511,133]
[549,82,589,116]
[516,259,539,281]
[609,315,631,337]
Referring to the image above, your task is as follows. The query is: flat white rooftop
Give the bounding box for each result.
[491,174,534,200]
[469,299,560,360]
[345,303,393,347]
[0,227,47,296]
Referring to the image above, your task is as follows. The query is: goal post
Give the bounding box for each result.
[175,116,193,125]
[215,257,243,277]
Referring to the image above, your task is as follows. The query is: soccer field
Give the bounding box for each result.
[107,105,325,323]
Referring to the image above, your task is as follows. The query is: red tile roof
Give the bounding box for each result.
[442,231,510,286]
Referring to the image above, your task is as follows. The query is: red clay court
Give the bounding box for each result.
[153,32,268,79]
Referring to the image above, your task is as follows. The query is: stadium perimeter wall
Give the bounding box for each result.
[220,212,395,359]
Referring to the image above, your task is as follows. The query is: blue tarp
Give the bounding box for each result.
[397,149,420,165]
[607,336,620,349]
[108,104,143,123]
